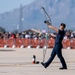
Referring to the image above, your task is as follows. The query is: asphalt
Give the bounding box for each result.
[0,48,75,75]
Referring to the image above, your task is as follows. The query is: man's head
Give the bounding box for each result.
[59,23,66,30]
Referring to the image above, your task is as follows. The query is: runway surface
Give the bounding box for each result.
[0,48,75,75]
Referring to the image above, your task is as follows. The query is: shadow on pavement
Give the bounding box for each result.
[0,50,15,52]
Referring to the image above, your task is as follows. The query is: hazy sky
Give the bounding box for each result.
[0,0,35,14]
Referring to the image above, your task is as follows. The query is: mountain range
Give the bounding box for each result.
[0,0,75,32]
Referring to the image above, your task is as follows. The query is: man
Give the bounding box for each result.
[41,22,67,70]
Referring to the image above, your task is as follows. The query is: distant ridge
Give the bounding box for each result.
[0,0,75,32]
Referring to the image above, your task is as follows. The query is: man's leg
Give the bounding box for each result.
[41,48,56,68]
[56,46,67,69]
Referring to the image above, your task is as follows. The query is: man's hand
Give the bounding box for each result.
[45,21,51,26]
[45,21,58,33]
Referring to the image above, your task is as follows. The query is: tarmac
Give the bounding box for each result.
[0,48,75,75]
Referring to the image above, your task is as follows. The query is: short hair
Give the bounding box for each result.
[60,23,66,28]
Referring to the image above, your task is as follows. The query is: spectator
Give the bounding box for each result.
[25,32,30,39]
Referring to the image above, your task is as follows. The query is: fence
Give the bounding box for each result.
[0,38,75,49]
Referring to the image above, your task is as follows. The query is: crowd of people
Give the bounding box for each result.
[0,31,50,40]
[0,30,75,40]
[64,30,75,40]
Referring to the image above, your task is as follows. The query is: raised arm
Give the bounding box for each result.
[48,25,58,33]
[46,21,58,33]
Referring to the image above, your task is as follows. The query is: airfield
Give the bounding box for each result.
[0,48,75,75]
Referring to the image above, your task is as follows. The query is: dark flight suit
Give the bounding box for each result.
[44,29,67,68]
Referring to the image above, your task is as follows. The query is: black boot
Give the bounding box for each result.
[41,62,47,68]
[59,67,67,70]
